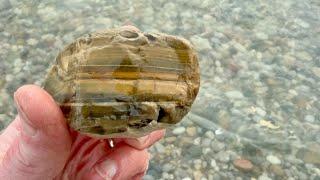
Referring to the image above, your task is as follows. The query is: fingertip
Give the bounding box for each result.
[124,129,166,150]
[14,85,66,131]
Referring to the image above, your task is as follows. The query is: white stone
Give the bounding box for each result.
[225,91,244,99]
[27,38,38,46]
[172,127,186,135]
[205,131,215,139]
[214,77,223,83]
[193,137,201,145]
[312,67,320,78]
[256,32,268,40]
[256,107,266,117]
[258,174,272,180]
[190,36,211,51]
[182,178,192,180]
[266,155,281,165]
[304,115,315,122]
[295,18,310,28]
[296,51,312,61]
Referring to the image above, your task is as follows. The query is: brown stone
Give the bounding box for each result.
[233,158,254,172]
[43,26,200,138]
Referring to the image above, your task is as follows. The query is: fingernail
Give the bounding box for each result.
[15,98,37,136]
[95,159,117,179]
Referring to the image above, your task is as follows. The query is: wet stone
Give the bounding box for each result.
[266,155,282,165]
[43,26,200,138]
[233,158,254,172]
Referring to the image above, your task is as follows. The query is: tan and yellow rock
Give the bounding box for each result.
[43,26,200,138]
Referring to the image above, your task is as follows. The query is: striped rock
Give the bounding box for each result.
[43,26,200,138]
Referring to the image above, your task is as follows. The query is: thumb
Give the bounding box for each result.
[0,85,72,180]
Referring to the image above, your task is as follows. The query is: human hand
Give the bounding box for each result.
[0,85,165,180]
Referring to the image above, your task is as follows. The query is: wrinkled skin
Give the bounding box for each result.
[0,85,165,180]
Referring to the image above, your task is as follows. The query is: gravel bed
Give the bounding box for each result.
[0,0,319,179]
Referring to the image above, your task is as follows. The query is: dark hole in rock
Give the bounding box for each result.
[157,107,166,122]
[145,33,156,41]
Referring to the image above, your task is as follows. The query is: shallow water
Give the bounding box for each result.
[0,0,319,179]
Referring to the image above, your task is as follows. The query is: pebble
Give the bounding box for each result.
[27,38,38,46]
[304,115,315,122]
[186,127,197,136]
[143,175,155,180]
[256,107,267,117]
[154,142,165,153]
[172,127,186,135]
[216,151,230,163]
[190,35,212,51]
[312,67,320,78]
[266,155,282,165]
[211,141,225,152]
[225,91,244,99]
[258,174,272,180]
[233,159,254,172]
[204,131,215,139]
[188,113,217,130]
[201,138,211,147]
[1,1,319,180]
[296,51,312,61]
[165,136,177,143]
[163,163,174,172]
[270,165,285,177]
[210,159,219,170]
[182,178,192,180]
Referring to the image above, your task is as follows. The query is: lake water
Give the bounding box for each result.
[0,0,319,179]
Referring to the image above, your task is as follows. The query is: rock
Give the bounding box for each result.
[190,35,211,51]
[182,178,192,180]
[270,165,285,177]
[0,0,11,10]
[204,131,215,139]
[233,159,254,172]
[165,136,177,143]
[143,175,155,180]
[216,151,230,163]
[304,115,315,122]
[193,159,202,170]
[312,67,320,78]
[188,113,217,130]
[154,143,165,153]
[201,138,211,147]
[258,174,272,180]
[256,107,266,117]
[186,126,197,136]
[163,163,174,172]
[256,32,269,40]
[27,38,38,46]
[225,91,244,99]
[210,159,219,170]
[296,143,320,165]
[211,141,225,152]
[296,51,312,61]
[295,18,310,28]
[187,146,203,158]
[193,170,203,180]
[173,127,186,135]
[266,155,282,165]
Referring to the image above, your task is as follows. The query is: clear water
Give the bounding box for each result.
[0,0,319,179]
